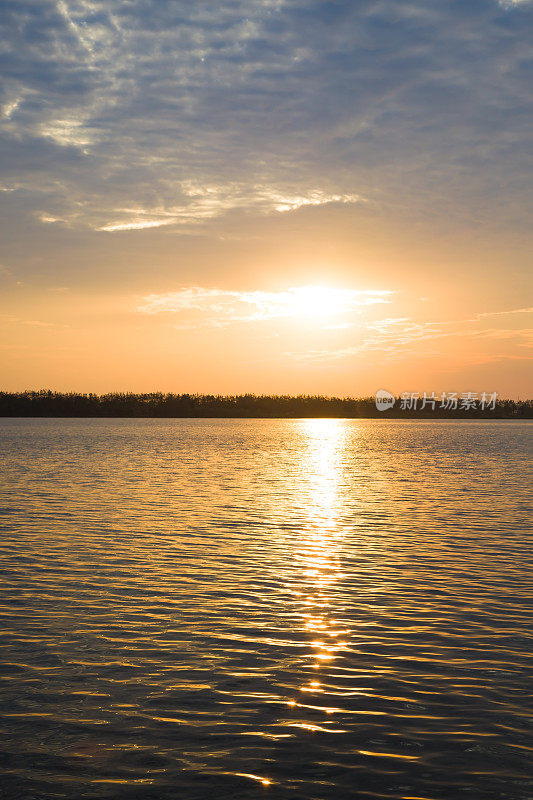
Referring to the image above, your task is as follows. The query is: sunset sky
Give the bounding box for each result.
[1,0,531,397]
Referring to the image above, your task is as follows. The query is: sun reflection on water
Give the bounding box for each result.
[1,419,530,798]
[290,420,353,706]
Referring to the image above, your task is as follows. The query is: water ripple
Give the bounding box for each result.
[0,418,531,799]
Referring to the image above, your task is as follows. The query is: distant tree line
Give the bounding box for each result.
[0,391,531,418]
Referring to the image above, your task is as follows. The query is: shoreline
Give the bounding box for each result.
[1,394,532,419]
[0,392,531,420]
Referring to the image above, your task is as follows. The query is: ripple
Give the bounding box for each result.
[0,418,531,800]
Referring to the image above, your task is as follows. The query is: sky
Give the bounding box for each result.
[0,0,532,397]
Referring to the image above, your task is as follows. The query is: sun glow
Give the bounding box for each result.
[137,284,392,324]
[252,284,392,322]
[288,285,352,319]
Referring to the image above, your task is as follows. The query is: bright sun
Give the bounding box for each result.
[288,285,361,319]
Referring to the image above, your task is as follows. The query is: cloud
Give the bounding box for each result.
[286,307,533,363]
[478,307,533,318]
[137,285,393,326]
[498,0,532,7]
[94,187,362,232]
[0,0,531,237]
[98,218,176,232]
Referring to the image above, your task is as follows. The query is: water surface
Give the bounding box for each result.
[0,419,531,799]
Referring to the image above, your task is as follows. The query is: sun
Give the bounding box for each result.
[287,285,357,319]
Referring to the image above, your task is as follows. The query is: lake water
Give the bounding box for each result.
[0,418,531,800]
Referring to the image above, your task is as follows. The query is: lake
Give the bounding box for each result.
[0,419,531,799]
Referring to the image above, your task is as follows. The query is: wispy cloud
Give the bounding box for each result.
[0,0,531,236]
[137,285,393,326]
[286,308,533,363]
[94,188,362,232]
[498,0,532,7]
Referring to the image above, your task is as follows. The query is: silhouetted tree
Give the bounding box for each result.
[0,391,530,418]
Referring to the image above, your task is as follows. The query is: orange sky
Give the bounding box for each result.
[1,0,531,397]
